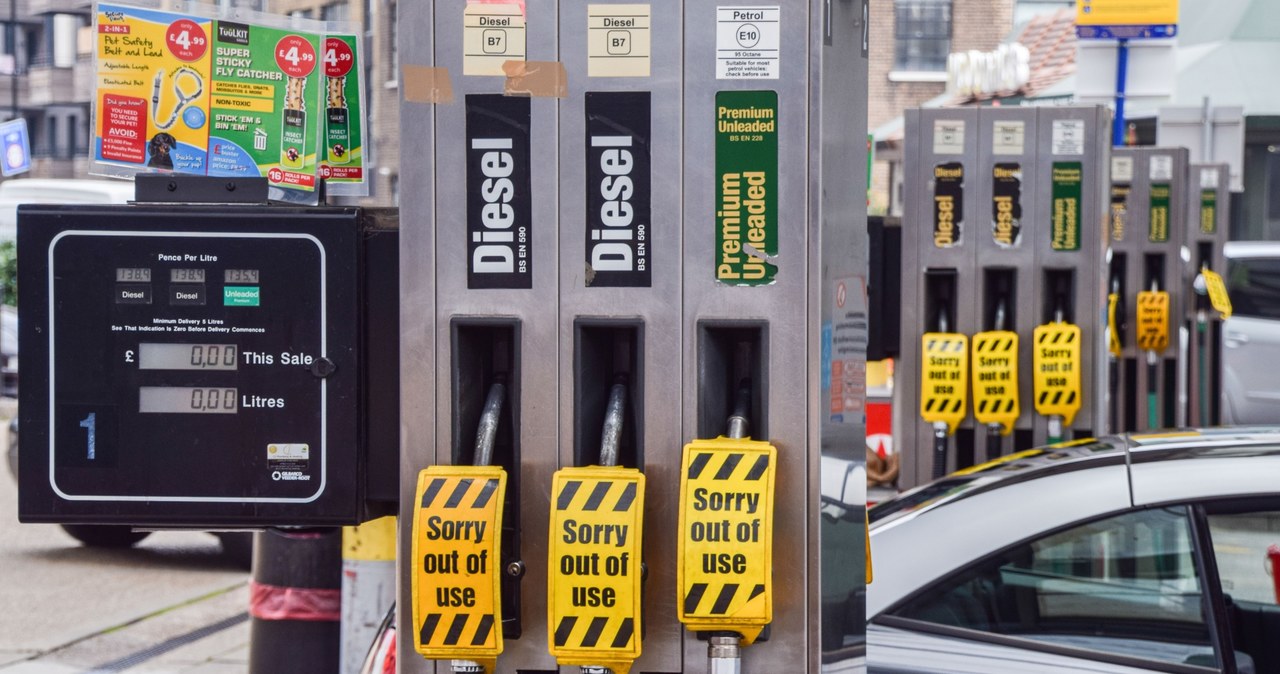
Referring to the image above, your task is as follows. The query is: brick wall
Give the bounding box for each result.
[868,0,1014,130]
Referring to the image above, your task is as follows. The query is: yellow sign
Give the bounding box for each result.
[412,466,507,664]
[1136,290,1170,351]
[920,333,969,433]
[548,467,644,673]
[1076,0,1178,27]
[1033,323,1082,426]
[970,331,1019,434]
[1202,269,1232,319]
[677,438,775,645]
[1107,292,1122,357]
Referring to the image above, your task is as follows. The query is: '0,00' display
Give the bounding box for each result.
[139,343,238,371]
[139,387,238,414]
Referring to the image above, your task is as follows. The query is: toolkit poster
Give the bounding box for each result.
[318,34,365,190]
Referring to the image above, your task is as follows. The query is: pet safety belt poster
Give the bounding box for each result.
[93,3,366,194]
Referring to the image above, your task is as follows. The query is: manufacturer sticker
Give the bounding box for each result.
[1032,323,1082,426]
[267,442,309,472]
[991,163,1022,248]
[715,90,777,285]
[1149,155,1174,182]
[1051,119,1085,156]
[933,163,964,248]
[1149,183,1171,244]
[463,3,526,76]
[1200,167,1221,189]
[588,4,651,77]
[932,120,964,155]
[585,91,650,287]
[548,467,644,671]
[1136,291,1170,352]
[971,332,1019,434]
[715,6,780,79]
[920,333,969,433]
[1051,162,1082,251]
[466,94,532,289]
[678,439,776,645]
[1111,156,1133,183]
[991,121,1025,155]
[412,466,507,664]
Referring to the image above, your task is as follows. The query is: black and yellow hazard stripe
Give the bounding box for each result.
[552,615,636,650]
[419,612,497,649]
[418,476,501,510]
[555,478,639,513]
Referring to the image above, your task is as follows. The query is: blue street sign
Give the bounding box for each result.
[0,118,30,177]
[1077,24,1178,39]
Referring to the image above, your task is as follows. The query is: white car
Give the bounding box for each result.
[868,429,1280,673]
[1222,242,1280,424]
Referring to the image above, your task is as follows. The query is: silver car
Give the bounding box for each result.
[868,428,1280,673]
[1223,242,1280,424]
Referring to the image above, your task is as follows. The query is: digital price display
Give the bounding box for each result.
[116,267,152,282]
[171,268,206,283]
[19,204,363,527]
[225,268,260,284]
[139,343,238,370]
[140,386,238,414]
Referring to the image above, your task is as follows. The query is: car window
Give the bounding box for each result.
[1227,257,1280,320]
[1205,509,1280,674]
[888,506,1219,669]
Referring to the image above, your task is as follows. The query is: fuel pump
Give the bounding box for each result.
[412,381,511,673]
[547,380,645,674]
[1109,147,1187,432]
[678,378,776,674]
[1184,163,1231,426]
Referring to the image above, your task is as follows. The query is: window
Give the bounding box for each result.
[1205,506,1280,673]
[321,3,350,23]
[1227,257,1280,320]
[894,0,952,72]
[890,507,1219,668]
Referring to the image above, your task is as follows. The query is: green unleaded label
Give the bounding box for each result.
[1050,162,1082,251]
[715,90,777,285]
[224,286,260,306]
[1201,189,1217,234]
[1149,183,1171,243]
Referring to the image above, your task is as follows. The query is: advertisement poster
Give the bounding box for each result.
[95,3,366,194]
[206,22,323,191]
[96,4,213,174]
[319,34,365,191]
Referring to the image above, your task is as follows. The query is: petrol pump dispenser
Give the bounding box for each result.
[397,1,870,672]
[972,107,1036,459]
[901,108,981,483]
[1109,147,1189,432]
[1184,163,1231,426]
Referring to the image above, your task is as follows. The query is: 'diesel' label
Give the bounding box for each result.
[466,94,532,289]
[585,91,651,287]
[933,163,964,248]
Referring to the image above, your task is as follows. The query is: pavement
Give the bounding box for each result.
[0,404,251,674]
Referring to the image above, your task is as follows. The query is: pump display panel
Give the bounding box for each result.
[18,205,362,526]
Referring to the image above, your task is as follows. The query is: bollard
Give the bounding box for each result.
[249,528,343,674]
[340,517,397,674]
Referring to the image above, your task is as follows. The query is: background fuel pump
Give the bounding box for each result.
[899,106,1110,488]
[1108,147,1188,432]
[1184,163,1231,426]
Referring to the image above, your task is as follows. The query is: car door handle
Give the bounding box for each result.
[1225,332,1249,347]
